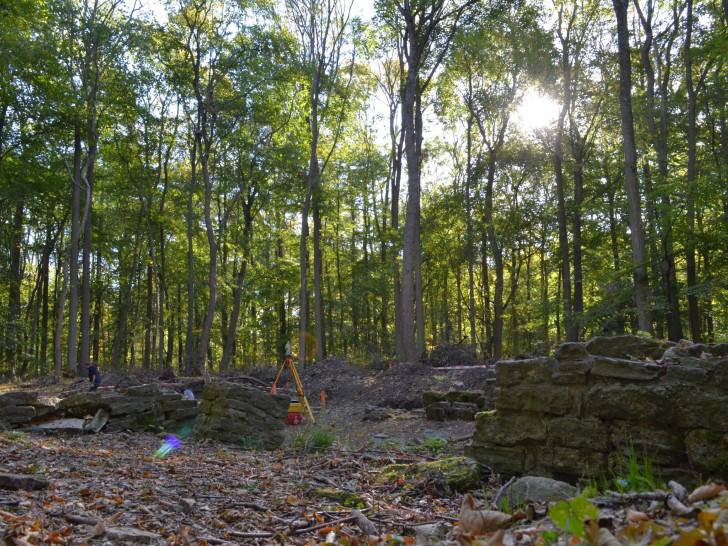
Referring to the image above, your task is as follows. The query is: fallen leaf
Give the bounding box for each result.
[626,509,650,522]
[90,520,106,537]
[459,493,512,534]
[688,483,726,503]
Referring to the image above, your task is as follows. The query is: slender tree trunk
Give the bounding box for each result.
[613,0,653,334]
[221,206,253,371]
[554,109,575,342]
[184,137,197,374]
[110,219,143,369]
[684,0,701,342]
[391,98,404,361]
[80,154,94,368]
[313,199,325,361]
[465,73,477,351]
[192,144,218,374]
[144,264,153,370]
[92,241,102,364]
[300,175,314,370]
[67,125,83,374]
[6,201,24,375]
[635,2,683,341]
[572,152,584,339]
[40,226,54,369]
[401,55,421,362]
[483,148,506,360]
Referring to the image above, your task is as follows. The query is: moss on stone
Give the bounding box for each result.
[311,487,369,507]
[378,457,480,492]
[378,463,409,483]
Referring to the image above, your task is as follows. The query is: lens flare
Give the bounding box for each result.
[154,435,181,459]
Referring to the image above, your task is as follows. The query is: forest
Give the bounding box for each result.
[0,0,726,380]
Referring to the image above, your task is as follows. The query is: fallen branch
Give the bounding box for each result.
[491,475,517,509]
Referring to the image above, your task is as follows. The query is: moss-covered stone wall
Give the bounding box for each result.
[464,336,728,485]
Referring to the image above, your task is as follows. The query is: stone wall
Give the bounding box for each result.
[1,382,292,449]
[465,336,728,485]
[0,384,199,434]
[193,382,290,448]
[60,384,200,432]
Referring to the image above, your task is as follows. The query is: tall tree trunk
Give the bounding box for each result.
[554,108,575,342]
[184,137,197,374]
[6,201,24,376]
[390,93,404,361]
[635,0,683,341]
[144,264,153,370]
[67,125,83,374]
[80,154,94,368]
[192,144,219,374]
[684,0,701,342]
[613,0,653,334]
[465,74,477,351]
[401,52,421,362]
[110,218,143,369]
[572,152,584,339]
[92,241,102,364]
[484,150,505,360]
[313,199,325,361]
[221,204,253,371]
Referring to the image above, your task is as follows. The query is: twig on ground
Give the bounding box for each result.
[491,475,517,509]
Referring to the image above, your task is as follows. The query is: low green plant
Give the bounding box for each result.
[549,496,599,540]
[421,437,448,454]
[2,431,25,441]
[290,424,337,450]
[612,441,664,493]
[372,440,399,450]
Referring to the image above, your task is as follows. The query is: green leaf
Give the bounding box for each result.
[549,497,599,539]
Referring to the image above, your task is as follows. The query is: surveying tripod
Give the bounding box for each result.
[273,357,315,423]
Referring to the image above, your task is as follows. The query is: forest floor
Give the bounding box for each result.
[1,353,727,544]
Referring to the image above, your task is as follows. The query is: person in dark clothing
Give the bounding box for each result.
[85,362,101,391]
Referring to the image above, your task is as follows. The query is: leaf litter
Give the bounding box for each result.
[2,430,728,545]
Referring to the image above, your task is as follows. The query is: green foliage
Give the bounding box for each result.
[612,444,664,493]
[549,496,599,540]
[420,437,449,454]
[289,424,337,450]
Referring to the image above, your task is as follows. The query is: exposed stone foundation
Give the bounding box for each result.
[465,336,728,485]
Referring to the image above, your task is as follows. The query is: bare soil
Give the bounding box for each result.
[244,356,494,449]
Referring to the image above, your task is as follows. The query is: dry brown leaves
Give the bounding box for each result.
[0,431,464,545]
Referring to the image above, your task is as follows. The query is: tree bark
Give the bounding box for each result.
[613,0,653,334]
[554,108,575,343]
[465,72,477,351]
[6,200,24,376]
[684,0,701,342]
[67,125,82,374]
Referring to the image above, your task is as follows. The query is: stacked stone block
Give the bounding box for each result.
[193,382,290,449]
[0,385,199,433]
[465,336,728,484]
[58,384,200,432]
[0,391,38,429]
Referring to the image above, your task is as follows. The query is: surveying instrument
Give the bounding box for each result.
[272,342,315,423]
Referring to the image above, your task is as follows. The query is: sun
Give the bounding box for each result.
[515,89,561,131]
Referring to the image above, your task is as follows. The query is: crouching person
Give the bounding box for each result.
[85,362,101,391]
